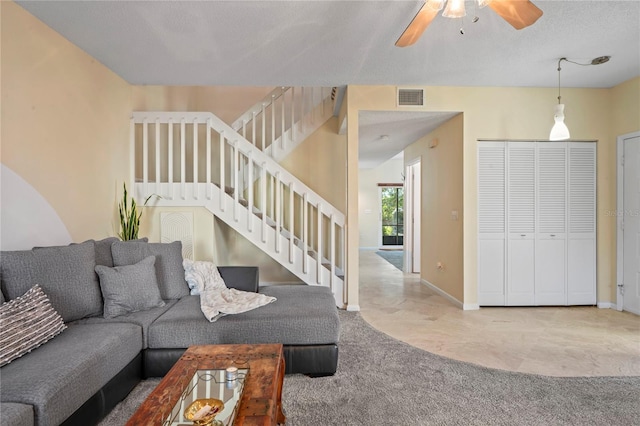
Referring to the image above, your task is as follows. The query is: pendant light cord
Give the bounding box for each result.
[557,57,566,105]
[555,56,609,104]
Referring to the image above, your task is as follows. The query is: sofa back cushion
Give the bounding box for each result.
[93,237,120,267]
[91,237,149,268]
[1,241,103,322]
[111,241,189,300]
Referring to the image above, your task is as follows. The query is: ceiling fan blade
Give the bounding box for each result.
[489,0,543,30]
[395,4,439,47]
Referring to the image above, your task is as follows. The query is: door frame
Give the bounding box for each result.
[616,131,640,311]
[404,158,421,273]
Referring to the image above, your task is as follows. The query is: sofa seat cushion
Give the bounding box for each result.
[0,323,142,426]
[0,402,34,426]
[71,299,177,349]
[148,285,340,348]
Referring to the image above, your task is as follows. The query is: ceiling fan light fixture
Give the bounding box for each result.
[442,0,466,18]
[549,104,570,141]
[425,0,445,11]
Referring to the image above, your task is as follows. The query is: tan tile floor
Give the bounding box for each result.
[358,250,640,377]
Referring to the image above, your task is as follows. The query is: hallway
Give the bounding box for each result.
[358,250,640,377]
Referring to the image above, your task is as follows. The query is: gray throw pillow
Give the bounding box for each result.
[95,255,165,319]
[1,241,103,322]
[111,241,189,300]
[0,285,67,367]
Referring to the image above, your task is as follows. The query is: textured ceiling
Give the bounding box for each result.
[358,111,459,168]
[16,0,640,88]
[15,0,640,168]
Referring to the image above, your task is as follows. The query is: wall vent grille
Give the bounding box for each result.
[397,88,424,106]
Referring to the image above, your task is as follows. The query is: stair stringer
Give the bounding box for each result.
[137,182,345,308]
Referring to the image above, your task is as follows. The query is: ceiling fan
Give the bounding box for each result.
[396,0,543,47]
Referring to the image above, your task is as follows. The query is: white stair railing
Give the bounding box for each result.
[131,111,345,307]
[230,87,335,162]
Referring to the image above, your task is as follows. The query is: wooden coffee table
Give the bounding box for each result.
[127,344,286,425]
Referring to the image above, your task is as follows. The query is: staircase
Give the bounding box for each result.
[130,90,344,307]
[230,86,336,162]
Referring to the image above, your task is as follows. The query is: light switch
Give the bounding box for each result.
[451,210,459,221]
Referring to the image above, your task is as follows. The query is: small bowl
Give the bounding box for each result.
[184,398,224,425]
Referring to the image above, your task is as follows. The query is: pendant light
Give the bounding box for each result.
[549,58,570,141]
[549,55,611,141]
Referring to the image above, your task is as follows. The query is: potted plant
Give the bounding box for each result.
[118,183,158,240]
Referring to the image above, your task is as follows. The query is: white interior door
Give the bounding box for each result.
[404,160,421,273]
[507,143,536,305]
[535,143,567,305]
[623,135,640,314]
[478,142,506,306]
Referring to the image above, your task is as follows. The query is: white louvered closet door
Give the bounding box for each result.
[567,143,597,304]
[507,143,536,305]
[478,142,506,305]
[535,143,567,305]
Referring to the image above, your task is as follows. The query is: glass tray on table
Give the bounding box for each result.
[162,368,248,426]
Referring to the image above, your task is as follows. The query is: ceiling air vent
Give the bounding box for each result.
[397,88,424,107]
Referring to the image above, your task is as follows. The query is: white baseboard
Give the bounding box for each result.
[597,302,615,309]
[420,280,479,310]
[346,304,361,312]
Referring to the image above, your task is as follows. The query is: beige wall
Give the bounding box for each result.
[1,1,132,241]
[346,84,626,307]
[279,117,347,213]
[358,158,404,248]
[404,114,464,301]
[611,76,640,137]
[213,218,299,284]
[138,206,215,261]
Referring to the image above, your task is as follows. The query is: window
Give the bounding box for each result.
[381,186,404,246]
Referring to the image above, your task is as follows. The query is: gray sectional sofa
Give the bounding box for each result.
[0,238,340,426]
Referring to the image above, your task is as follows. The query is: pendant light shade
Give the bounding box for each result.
[549,104,570,141]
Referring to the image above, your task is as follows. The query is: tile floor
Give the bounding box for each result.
[358,249,640,377]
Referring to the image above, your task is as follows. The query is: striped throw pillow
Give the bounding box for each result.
[0,285,67,367]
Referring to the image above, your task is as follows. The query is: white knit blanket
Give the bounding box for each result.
[183,259,276,322]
